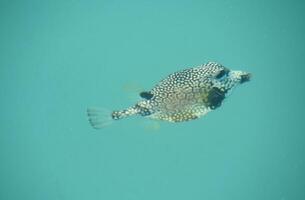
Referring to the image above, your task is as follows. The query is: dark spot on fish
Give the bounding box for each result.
[207,87,226,110]
[140,91,154,100]
[240,73,251,84]
[215,69,229,79]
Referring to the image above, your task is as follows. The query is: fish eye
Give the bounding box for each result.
[215,69,228,79]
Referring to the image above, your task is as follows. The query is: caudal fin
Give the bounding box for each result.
[87,107,113,129]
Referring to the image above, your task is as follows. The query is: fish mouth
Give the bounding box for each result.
[240,73,251,84]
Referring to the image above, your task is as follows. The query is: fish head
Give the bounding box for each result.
[209,65,251,92]
[203,63,251,109]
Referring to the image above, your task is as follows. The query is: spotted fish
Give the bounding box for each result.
[87,62,251,128]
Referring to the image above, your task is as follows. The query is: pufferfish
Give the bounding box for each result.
[87,62,251,129]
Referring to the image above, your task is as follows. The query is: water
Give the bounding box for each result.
[1,0,305,199]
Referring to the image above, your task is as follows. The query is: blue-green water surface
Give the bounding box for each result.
[1,1,305,200]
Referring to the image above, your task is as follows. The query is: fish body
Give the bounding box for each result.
[88,62,251,128]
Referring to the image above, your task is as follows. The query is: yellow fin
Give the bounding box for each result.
[122,81,144,93]
[142,120,161,132]
[122,82,145,102]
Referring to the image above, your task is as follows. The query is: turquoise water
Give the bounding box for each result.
[1,0,305,199]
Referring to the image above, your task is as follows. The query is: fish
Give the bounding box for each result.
[87,62,251,129]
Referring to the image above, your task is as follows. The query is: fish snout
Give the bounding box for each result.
[240,72,251,84]
[229,70,252,84]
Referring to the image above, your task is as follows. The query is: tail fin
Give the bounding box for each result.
[87,106,140,129]
[87,107,113,129]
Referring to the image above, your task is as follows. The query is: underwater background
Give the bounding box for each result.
[1,0,305,200]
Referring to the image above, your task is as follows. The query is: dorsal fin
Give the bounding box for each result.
[139,91,154,100]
